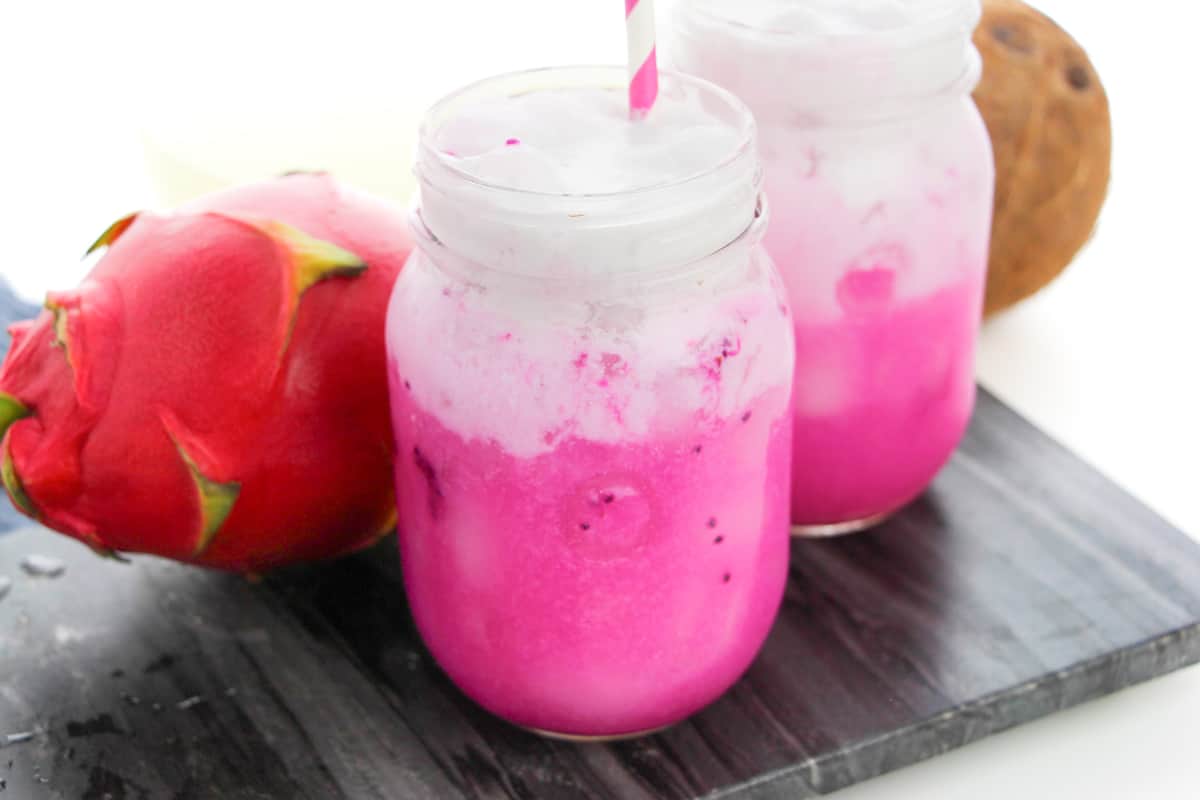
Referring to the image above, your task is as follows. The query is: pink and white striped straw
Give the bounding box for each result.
[625,0,659,119]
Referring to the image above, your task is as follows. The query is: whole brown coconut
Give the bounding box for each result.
[974,0,1112,316]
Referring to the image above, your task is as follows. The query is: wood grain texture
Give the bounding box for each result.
[1,389,1199,800]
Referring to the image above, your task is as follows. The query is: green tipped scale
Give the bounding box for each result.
[248,219,369,293]
[43,294,81,379]
[0,393,34,516]
[85,212,139,256]
[169,435,242,557]
[44,300,71,354]
[159,409,242,558]
[0,392,31,440]
[2,435,36,517]
[243,219,369,357]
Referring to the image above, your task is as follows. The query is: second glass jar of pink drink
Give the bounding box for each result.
[386,67,794,739]
[671,0,995,534]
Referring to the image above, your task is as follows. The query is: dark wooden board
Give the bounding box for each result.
[2,388,1199,800]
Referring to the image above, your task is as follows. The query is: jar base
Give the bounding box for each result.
[791,510,894,538]
[521,723,673,743]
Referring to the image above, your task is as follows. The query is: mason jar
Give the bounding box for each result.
[670,0,995,535]
[385,67,794,739]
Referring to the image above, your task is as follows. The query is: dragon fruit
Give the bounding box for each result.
[0,173,410,572]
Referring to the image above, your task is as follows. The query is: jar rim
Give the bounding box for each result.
[416,65,757,202]
[678,0,981,50]
[410,194,769,291]
[669,0,983,124]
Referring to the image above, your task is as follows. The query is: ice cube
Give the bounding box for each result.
[643,124,740,179]
[434,95,529,157]
[508,89,625,151]
[458,142,568,194]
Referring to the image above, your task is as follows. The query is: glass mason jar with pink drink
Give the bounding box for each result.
[670,0,995,535]
[386,67,794,739]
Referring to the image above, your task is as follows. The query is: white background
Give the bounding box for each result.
[1,1,1198,797]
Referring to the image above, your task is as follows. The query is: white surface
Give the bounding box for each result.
[0,1,1197,797]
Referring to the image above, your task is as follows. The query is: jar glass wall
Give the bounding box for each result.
[386,67,795,738]
[670,0,995,534]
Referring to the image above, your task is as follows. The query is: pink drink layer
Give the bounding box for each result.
[389,384,792,736]
[667,6,995,529]
[758,104,993,528]
[395,68,793,735]
[788,276,983,524]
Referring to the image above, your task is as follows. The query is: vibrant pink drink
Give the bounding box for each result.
[387,68,794,737]
[671,0,995,532]
[389,385,791,735]
[789,280,983,524]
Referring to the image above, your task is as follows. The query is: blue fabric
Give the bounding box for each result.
[0,278,43,534]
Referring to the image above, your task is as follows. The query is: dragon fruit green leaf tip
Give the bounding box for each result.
[0,173,412,573]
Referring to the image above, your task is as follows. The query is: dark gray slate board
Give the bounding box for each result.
[1,389,1198,800]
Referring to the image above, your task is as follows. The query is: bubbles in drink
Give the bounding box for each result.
[561,478,654,561]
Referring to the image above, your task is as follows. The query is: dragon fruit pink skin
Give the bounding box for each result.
[0,173,410,572]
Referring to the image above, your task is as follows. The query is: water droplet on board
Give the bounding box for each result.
[20,554,65,578]
[0,576,10,602]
